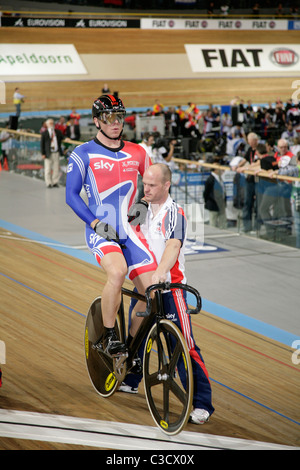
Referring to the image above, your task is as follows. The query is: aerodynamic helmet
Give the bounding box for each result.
[92,94,126,118]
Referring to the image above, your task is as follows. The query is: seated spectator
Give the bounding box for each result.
[66,117,80,141]
[281,122,298,145]
[152,136,177,170]
[291,136,300,157]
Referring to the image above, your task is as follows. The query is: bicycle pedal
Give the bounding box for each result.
[92,339,103,351]
[131,358,142,374]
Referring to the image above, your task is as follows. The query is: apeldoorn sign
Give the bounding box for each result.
[185,44,300,73]
[0,44,87,75]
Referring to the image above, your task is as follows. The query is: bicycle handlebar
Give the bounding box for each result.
[137,282,202,317]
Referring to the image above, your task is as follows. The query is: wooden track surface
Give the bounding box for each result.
[1,28,299,112]
[0,227,299,449]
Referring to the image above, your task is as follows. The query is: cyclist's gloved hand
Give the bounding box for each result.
[94,221,119,242]
[128,200,149,226]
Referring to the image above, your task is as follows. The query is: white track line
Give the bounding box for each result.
[0,410,297,450]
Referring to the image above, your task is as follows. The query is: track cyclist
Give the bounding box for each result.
[66,94,157,356]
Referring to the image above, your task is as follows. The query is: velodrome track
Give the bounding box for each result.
[0,17,299,450]
[0,172,299,450]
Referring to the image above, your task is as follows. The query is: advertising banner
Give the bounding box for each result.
[185,44,300,73]
[0,17,140,28]
[0,44,87,76]
[141,18,288,30]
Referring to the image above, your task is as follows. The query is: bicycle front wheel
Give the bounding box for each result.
[143,319,193,435]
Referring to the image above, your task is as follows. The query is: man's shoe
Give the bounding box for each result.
[103,329,127,356]
[189,408,210,425]
[118,382,138,394]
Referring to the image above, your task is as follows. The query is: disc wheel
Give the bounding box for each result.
[84,297,122,398]
[143,319,193,435]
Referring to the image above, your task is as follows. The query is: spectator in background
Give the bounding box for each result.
[281,122,298,146]
[137,132,155,199]
[152,99,164,116]
[139,132,155,162]
[13,88,25,117]
[220,111,232,136]
[292,152,300,248]
[69,108,80,125]
[234,132,259,232]
[124,111,136,132]
[102,83,110,94]
[203,162,227,229]
[40,118,64,188]
[39,120,47,134]
[165,106,180,138]
[152,136,177,171]
[291,136,300,157]
[66,117,81,141]
[0,122,12,170]
[55,116,67,136]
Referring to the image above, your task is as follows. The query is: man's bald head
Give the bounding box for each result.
[143,163,171,205]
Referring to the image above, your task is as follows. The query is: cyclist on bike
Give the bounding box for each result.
[121,163,215,425]
[66,94,157,356]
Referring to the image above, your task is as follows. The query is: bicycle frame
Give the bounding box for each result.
[119,282,202,373]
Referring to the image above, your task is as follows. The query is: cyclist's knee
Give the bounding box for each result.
[106,264,127,288]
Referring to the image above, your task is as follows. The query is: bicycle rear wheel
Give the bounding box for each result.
[84,297,121,398]
[143,319,193,435]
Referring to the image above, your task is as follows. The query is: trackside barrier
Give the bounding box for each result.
[1,128,299,249]
[0,341,6,388]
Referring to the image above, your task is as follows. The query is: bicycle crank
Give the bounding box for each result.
[113,352,128,382]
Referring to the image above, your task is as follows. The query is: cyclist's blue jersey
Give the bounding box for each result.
[66,138,151,229]
[66,137,156,279]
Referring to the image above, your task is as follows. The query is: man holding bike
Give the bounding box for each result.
[123,163,215,425]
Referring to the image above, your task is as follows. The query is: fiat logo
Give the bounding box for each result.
[270,48,299,66]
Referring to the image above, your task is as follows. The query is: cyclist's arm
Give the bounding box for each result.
[65,154,98,227]
[152,238,181,284]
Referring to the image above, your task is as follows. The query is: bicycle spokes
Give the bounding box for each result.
[143,319,193,435]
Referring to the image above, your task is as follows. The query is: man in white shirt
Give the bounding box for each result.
[121,163,215,425]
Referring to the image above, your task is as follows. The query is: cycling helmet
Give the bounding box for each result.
[92,94,126,118]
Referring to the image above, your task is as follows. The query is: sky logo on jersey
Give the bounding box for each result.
[93,160,115,171]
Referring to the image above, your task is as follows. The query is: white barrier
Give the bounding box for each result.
[0,341,6,364]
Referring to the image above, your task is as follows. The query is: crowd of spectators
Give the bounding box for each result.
[129,96,300,246]
[129,96,300,163]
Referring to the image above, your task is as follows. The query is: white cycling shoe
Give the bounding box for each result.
[189,408,210,425]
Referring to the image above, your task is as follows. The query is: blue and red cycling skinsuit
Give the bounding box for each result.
[66,137,157,280]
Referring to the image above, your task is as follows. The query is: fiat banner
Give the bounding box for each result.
[185,44,300,74]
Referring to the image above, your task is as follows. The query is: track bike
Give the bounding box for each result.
[84,282,202,435]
